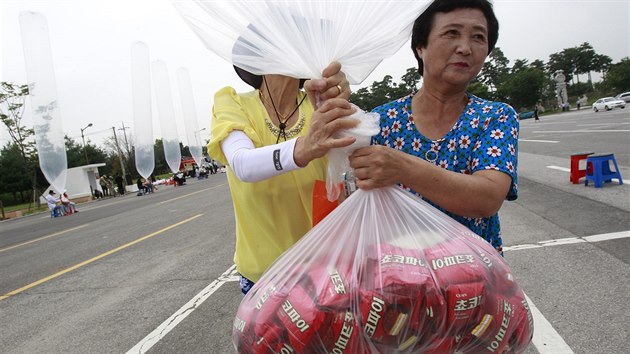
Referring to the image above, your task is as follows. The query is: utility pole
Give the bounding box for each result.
[118,122,132,180]
[112,126,127,180]
[80,123,93,165]
[118,121,131,157]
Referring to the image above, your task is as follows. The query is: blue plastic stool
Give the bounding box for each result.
[584,153,623,188]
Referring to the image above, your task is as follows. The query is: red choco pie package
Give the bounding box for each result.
[232,186,533,353]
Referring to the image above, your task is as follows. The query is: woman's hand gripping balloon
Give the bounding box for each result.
[295,61,357,167]
[303,61,351,107]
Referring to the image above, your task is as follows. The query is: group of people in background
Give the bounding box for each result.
[136,176,156,196]
[45,190,78,217]
[97,174,125,197]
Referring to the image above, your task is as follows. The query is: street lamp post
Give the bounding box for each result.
[80,123,93,165]
[194,127,207,146]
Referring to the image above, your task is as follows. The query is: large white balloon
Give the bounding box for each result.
[19,12,67,193]
[172,0,429,84]
[152,60,181,174]
[131,42,155,179]
[176,67,204,167]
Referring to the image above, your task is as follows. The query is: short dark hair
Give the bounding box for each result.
[411,0,499,76]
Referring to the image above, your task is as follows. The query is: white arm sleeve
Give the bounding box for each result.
[221,130,301,182]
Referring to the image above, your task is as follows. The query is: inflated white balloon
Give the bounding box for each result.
[152,60,182,174]
[131,41,155,179]
[19,11,67,193]
[176,67,204,167]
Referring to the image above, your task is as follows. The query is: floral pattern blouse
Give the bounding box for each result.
[371,93,519,253]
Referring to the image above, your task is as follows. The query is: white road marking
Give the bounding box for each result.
[131,230,628,352]
[547,165,570,172]
[532,130,630,133]
[158,185,224,205]
[504,230,630,252]
[519,139,559,143]
[583,230,630,242]
[525,294,575,354]
[126,264,237,354]
[577,122,630,127]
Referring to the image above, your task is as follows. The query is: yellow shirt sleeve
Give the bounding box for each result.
[207,86,263,165]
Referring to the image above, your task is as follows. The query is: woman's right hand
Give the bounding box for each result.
[303,61,351,108]
[293,98,358,167]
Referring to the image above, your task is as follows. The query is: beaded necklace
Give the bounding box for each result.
[261,78,308,143]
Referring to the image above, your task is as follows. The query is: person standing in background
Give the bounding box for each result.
[115,174,124,195]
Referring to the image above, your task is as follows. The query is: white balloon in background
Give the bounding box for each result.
[131,42,155,179]
[176,67,204,167]
[19,12,67,193]
[152,60,181,174]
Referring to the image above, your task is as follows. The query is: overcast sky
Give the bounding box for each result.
[1,0,629,149]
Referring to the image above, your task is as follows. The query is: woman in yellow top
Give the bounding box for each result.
[207,62,357,294]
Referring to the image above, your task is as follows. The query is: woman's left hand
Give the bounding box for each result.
[349,145,406,190]
[303,61,351,107]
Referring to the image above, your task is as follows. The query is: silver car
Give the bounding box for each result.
[592,97,625,112]
[615,92,630,103]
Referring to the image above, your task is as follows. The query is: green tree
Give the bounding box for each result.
[399,67,421,93]
[153,139,169,175]
[64,135,109,169]
[496,64,547,110]
[0,143,32,203]
[479,47,510,94]
[592,53,613,75]
[349,69,418,111]
[467,80,491,99]
[600,57,630,93]
[547,50,576,84]
[0,82,41,207]
[547,43,612,87]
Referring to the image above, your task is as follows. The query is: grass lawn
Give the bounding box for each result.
[1,201,48,219]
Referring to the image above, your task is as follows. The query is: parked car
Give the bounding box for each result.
[592,97,625,112]
[615,92,630,103]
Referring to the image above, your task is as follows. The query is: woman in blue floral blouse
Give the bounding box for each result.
[349,0,518,254]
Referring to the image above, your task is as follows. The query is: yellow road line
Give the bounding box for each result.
[158,184,225,205]
[0,224,90,254]
[0,214,203,302]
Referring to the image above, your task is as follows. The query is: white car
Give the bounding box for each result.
[592,97,625,112]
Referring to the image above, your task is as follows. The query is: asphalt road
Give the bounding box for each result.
[0,107,628,354]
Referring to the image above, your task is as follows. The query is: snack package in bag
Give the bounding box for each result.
[233,185,534,353]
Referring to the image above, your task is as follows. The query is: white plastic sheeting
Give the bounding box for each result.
[172,0,429,84]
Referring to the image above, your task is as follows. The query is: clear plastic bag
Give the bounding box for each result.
[326,104,380,201]
[233,186,534,353]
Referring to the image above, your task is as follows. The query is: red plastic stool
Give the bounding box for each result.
[584,153,623,188]
[570,152,594,184]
